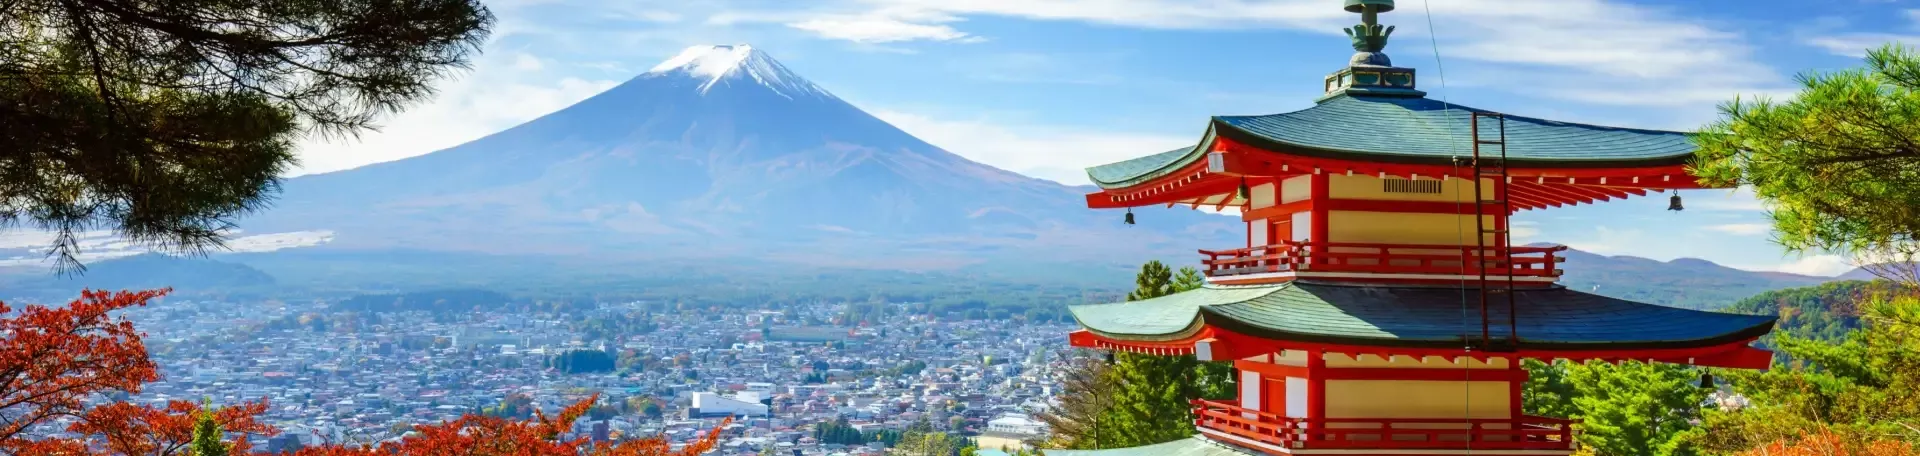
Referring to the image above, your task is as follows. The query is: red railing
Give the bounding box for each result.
[1191,400,1576,451]
[1198,240,1566,279]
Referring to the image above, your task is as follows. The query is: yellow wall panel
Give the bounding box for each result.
[1250,183,1277,209]
[1281,175,1311,204]
[1327,174,1493,202]
[1325,380,1511,419]
[1327,211,1495,246]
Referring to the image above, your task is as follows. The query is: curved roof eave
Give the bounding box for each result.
[1071,282,1779,352]
[1083,128,1219,190]
[1083,95,1703,189]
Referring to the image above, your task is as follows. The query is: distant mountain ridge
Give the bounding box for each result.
[0,241,1860,313]
[240,44,1234,267]
[0,253,275,300]
[1549,246,1832,310]
[1836,262,1920,282]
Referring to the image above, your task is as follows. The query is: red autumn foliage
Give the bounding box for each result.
[285,395,728,456]
[69,400,276,455]
[0,290,730,456]
[0,289,165,449]
[1740,429,1919,456]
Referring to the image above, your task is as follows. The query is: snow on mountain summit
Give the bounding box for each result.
[644,44,831,100]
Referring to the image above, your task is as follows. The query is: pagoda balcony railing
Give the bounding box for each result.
[1191,400,1577,452]
[1198,240,1566,279]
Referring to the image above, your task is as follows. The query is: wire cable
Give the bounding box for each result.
[1419,0,1478,453]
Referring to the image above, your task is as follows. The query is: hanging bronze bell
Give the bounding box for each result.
[1124,209,1136,225]
[1668,192,1684,211]
[1238,179,1251,200]
[1700,371,1716,389]
[1104,351,1116,364]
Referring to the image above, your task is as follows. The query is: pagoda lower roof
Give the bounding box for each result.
[1046,436,1256,456]
[1068,281,1775,351]
[1086,94,1698,189]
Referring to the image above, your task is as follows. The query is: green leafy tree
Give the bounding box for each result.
[1,0,492,271]
[1694,44,1920,260]
[1105,352,1203,446]
[1084,262,1238,448]
[869,429,905,447]
[1522,359,1578,420]
[550,349,616,373]
[895,430,974,456]
[1176,266,1236,400]
[190,405,229,456]
[1172,266,1206,293]
[640,400,663,419]
[1681,40,1920,455]
[1684,296,1920,454]
[813,417,864,445]
[1523,359,1709,455]
[1567,361,1710,456]
[1528,358,1712,454]
[907,417,935,435]
[587,404,618,421]
[1127,261,1176,301]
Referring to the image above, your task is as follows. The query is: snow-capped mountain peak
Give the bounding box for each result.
[645,44,831,100]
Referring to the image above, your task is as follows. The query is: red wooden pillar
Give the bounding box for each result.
[1309,173,1330,267]
[1509,358,1526,419]
[1306,349,1326,442]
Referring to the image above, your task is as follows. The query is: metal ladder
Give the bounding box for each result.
[1470,112,1518,351]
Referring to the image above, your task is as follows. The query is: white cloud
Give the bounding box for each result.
[1807,34,1920,58]
[751,0,1785,107]
[291,52,619,175]
[225,230,337,252]
[868,108,1192,185]
[1803,9,1920,57]
[787,8,978,43]
[1688,187,1768,212]
[1563,226,1645,257]
[0,229,333,268]
[1511,220,1541,243]
[1770,254,1855,276]
[1705,223,1771,236]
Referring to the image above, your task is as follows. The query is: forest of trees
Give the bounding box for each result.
[549,349,617,374]
[1721,280,1902,349]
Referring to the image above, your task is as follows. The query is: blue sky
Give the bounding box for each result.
[283,0,1920,276]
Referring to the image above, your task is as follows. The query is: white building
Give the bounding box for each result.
[986,414,1045,436]
[689,392,770,418]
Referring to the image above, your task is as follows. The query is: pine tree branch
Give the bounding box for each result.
[70,0,351,50]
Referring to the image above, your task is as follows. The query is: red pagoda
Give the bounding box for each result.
[1055,1,1777,455]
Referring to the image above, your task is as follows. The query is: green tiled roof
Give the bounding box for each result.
[1069,282,1775,350]
[1083,94,1698,189]
[1084,146,1204,189]
[1045,436,1257,456]
[1069,285,1288,341]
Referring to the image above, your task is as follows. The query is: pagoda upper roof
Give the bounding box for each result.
[1086,94,1699,190]
[1069,281,1774,351]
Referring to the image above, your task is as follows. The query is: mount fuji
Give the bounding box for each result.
[242,45,1238,272]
